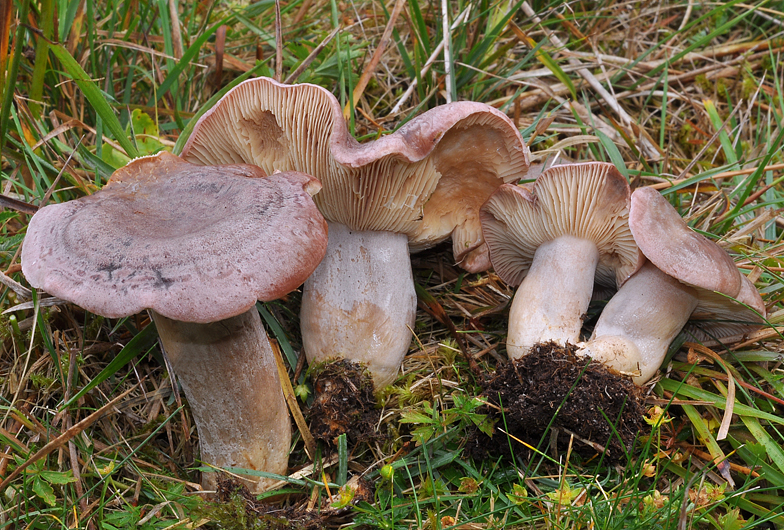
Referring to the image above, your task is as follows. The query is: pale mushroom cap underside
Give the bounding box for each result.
[687,274,766,341]
[480,162,641,288]
[629,186,741,297]
[22,152,328,323]
[180,76,529,265]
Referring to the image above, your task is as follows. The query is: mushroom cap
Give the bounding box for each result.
[22,152,328,323]
[480,162,642,289]
[686,274,766,341]
[180,77,529,270]
[629,186,741,297]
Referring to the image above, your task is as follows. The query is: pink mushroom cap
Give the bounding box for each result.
[180,76,530,271]
[22,151,328,323]
[629,186,741,297]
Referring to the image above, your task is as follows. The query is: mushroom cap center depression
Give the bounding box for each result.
[80,183,266,235]
[59,177,289,276]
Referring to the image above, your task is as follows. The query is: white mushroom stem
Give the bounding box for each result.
[578,262,698,384]
[507,235,599,359]
[301,222,417,389]
[152,309,290,493]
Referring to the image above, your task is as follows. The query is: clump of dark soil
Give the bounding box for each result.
[307,359,380,445]
[466,342,645,463]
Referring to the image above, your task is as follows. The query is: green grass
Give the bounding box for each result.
[2,0,784,528]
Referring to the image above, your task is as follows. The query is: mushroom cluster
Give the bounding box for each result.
[577,186,766,383]
[22,152,328,492]
[473,161,767,460]
[480,162,642,359]
[180,76,530,390]
[20,78,534,491]
[20,77,768,486]
[480,164,766,384]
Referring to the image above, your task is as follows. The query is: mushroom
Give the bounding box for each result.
[577,186,765,383]
[21,152,328,492]
[180,77,529,388]
[479,162,642,359]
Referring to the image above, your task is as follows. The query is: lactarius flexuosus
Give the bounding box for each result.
[22,152,328,492]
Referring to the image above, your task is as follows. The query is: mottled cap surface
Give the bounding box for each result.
[180,76,529,271]
[22,152,328,323]
[629,186,741,297]
[480,162,642,288]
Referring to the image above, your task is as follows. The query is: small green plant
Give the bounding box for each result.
[399,393,494,446]
[102,109,168,168]
[28,373,54,389]
[10,456,77,507]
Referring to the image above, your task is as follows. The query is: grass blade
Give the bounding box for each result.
[28,0,55,118]
[596,130,629,180]
[0,0,29,155]
[257,302,298,369]
[703,99,738,167]
[155,18,227,102]
[337,433,348,486]
[657,378,784,426]
[48,43,138,158]
[60,322,158,409]
[740,416,784,476]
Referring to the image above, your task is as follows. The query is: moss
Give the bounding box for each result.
[716,79,730,99]
[135,413,169,437]
[0,314,19,342]
[195,477,321,530]
[84,314,105,341]
[675,122,694,154]
[29,373,55,389]
[197,492,297,530]
[437,338,460,366]
[695,74,713,94]
[741,71,758,100]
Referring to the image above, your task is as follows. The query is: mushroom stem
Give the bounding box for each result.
[152,308,290,493]
[301,222,417,389]
[578,262,698,384]
[507,235,599,358]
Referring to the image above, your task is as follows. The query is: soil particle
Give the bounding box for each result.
[466,342,645,463]
[307,359,380,445]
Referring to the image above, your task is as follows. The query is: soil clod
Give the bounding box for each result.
[307,359,380,445]
[467,342,645,463]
